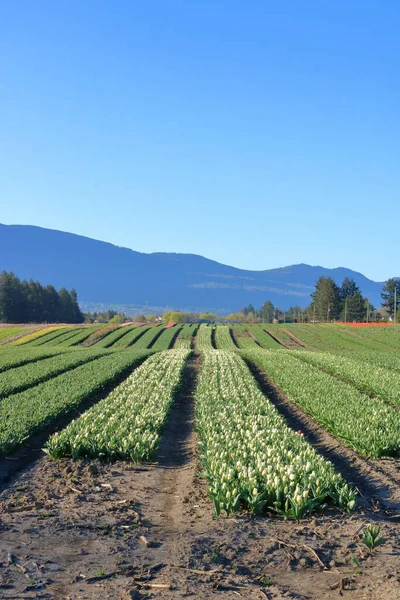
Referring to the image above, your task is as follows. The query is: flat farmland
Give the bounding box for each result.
[0,323,399,599]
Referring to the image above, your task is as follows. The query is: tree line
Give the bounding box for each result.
[234,276,400,323]
[0,271,84,324]
[309,276,399,322]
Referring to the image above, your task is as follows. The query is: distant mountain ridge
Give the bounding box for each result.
[0,224,385,313]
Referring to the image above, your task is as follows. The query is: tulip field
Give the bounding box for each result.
[195,350,355,518]
[45,350,189,461]
[0,322,400,520]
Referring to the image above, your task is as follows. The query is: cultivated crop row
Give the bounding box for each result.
[195,350,355,518]
[22,328,72,346]
[231,325,260,349]
[39,328,85,346]
[151,325,183,351]
[0,349,107,398]
[173,324,198,349]
[112,325,151,347]
[0,347,69,373]
[292,350,400,406]
[94,325,137,348]
[57,327,102,347]
[0,350,151,456]
[354,326,400,350]
[0,327,34,344]
[129,326,163,350]
[215,326,237,350]
[14,326,65,345]
[348,350,400,372]
[46,350,189,461]
[196,324,214,350]
[283,325,332,351]
[247,325,281,349]
[298,325,390,353]
[243,349,400,458]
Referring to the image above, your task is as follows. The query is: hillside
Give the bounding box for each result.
[0,224,384,313]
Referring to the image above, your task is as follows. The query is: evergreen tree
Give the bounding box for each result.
[342,291,367,321]
[339,277,360,301]
[0,271,84,324]
[58,288,76,323]
[69,289,84,323]
[381,278,400,318]
[43,285,61,322]
[260,300,275,323]
[310,277,341,321]
[242,303,255,317]
[0,271,27,323]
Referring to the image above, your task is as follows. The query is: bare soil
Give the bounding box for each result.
[1,357,400,599]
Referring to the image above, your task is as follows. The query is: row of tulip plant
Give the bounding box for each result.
[0,349,151,456]
[242,349,400,458]
[291,350,400,407]
[195,350,356,518]
[45,350,190,461]
[196,324,214,350]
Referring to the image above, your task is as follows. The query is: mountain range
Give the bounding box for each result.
[0,224,385,314]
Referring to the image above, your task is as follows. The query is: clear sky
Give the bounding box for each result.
[1,1,399,281]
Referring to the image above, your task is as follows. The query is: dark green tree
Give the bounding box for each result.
[260,300,275,323]
[69,289,84,323]
[0,271,27,323]
[381,278,400,318]
[339,277,360,301]
[310,277,341,321]
[342,291,367,321]
[242,304,255,317]
[43,285,61,322]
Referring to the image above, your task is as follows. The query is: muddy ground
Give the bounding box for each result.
[0,357,399,599]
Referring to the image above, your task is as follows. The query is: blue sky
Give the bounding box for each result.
[1,1,399,281]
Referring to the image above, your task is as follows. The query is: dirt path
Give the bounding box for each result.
[0,355,399,599]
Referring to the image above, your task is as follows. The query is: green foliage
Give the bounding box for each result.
[173,324,197,348]
[0,350,150,456]
[45,350,189,461]
[0,327,34,342]
[0,271,84,324]
[360,524,387,551]
[94,325,136,348]
[310,277,341,321]
[195,350,356,518]
[231,325,260,349]
[196,324,214,350]
[0,347,68,373]
[162,310,187,324]
[247,325,281,349]
[259,300,275,323]
[292,349,400,406]
[109,314,125,324]
[56,327,102,347]
[214,326,237,350]
[342,292,367,322]
[0,349,107,398]
[151,325,183,351]
[130,326,163,349]
[20,328,70,346]
[111,325,151,348]
[381,278,400,317]
[243,349,400,458]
